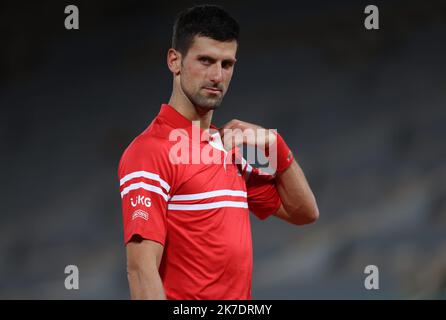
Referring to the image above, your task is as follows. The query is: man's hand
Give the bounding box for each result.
[219,118,319,225]
[218,119,288,174]
[218,119,276,151]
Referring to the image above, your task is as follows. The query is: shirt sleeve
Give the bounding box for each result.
[118,137,173,246]
[245,163,282,220]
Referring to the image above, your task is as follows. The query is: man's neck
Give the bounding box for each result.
[168,94,214,131]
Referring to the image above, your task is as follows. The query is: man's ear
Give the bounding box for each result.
[167,48,182,75]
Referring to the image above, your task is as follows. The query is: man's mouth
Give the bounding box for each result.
[203,87,222,94]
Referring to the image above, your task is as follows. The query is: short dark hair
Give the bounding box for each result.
[172,5,239,55]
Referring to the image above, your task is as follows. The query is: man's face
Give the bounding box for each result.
[179,36,237,110]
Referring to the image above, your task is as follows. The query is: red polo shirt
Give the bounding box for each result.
[118,104,282,299]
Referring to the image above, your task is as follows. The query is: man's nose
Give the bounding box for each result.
[209,63,223,83]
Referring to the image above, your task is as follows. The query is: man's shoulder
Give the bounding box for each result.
[117,129,176,179]
[122,128,172,160]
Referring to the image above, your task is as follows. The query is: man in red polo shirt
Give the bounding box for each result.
[118,5,319,300]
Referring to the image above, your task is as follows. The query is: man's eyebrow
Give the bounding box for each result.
[223,58,237,64]
[197,55,237,63]
[197,55,216,61]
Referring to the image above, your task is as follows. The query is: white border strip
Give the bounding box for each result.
[170,189,247,201]
[121,182,169,201]
[120,171,170,192]
[168,201,248,211]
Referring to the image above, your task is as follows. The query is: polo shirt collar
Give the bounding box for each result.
[157,103,219,142]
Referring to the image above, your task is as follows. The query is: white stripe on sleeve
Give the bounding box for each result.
[170,189,246,201]
[120,171,170,192]
[168,201,248,211]
[121,182,169,201]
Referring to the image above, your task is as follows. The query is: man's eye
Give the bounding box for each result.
[199,58,211,65]
[222,62,234,69]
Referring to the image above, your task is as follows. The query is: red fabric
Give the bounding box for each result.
[269,131,295,174]
[118,104,282,299]
[246,166,282,220]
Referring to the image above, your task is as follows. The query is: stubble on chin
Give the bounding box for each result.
[191,92,223,110]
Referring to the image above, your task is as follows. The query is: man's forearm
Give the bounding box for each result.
[276,160,319,224]
[128,268,166,300]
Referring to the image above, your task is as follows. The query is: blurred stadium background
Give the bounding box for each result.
[1,0,446,299]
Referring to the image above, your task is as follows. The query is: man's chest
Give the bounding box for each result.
[173,162,246,198]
